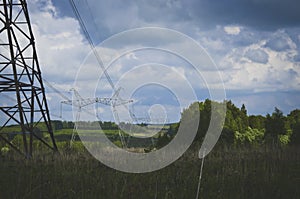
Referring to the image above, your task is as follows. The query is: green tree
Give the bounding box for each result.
[180,101,201,139]
[241,104,247,115]
[288,110,300,146]
[265,107,287,145]
[197,100,211,141]
[249,115,266,130]
[290,122,300,145]
[218,101,250,145]
[167,123,179,135]
[224,101,249,133]
[240,104,249,130]
[52,120,63,130]
[179,99,225,144]
[235,127,265,145]
[286,109,300,128]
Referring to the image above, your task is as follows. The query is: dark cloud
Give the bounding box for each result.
[186,0,300,30]
[52,0,300,42]
[245,49,269,63]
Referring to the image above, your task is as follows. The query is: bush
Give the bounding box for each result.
[1,146,10,155]
[235,127,265,145]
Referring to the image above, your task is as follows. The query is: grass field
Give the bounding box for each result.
[0,142,299,199]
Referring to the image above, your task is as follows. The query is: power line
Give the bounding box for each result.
[43,79,70,101]
[68,0,141,125]
[68,0,116,92]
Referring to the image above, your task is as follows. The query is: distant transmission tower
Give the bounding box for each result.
[0,0,57,157]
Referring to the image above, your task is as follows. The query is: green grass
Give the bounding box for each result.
[54,129,120,135]
[0,143,299,199]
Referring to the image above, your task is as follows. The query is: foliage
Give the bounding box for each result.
[286,109,300,129]
[0,146,9,155]
[235,127,265,145]
[249,115,266,130]
[279,134,290,145]
[2,99,300,155]
[290,122,300,145]
[176,100,300,148]
[265,107,287,145]
[156,132,172,148]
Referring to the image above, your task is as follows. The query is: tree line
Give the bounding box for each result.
[51,99,300,148]
[173,99,300,147]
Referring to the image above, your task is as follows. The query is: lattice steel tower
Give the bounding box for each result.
[0,0,57,157]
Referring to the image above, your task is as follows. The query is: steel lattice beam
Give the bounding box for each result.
[0,0,58,157]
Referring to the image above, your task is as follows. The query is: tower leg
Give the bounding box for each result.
[0,0,58,157]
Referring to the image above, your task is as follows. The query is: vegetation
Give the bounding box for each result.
[0,144,299,198]
[175,100,300,148]
[0,99,300,198]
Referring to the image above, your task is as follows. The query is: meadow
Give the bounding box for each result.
[0,140,299,199]
[1,102,300,198]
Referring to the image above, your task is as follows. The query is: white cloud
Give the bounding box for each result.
[28,1,91,84]
[220,32,300,91]
[224,26,241,35]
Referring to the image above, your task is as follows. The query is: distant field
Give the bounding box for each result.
[53,125,169,149]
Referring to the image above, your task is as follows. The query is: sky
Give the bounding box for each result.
[19,0,300,122]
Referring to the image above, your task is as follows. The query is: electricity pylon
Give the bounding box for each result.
[61,88,133,147]
[0,0,57,157]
